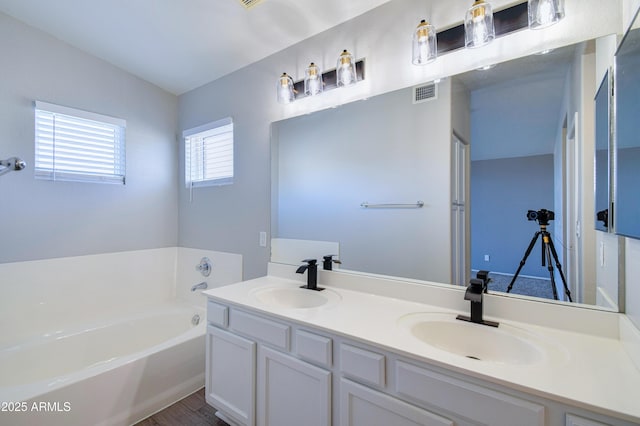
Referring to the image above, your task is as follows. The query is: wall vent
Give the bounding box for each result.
[413,83,437,104]
[237,0,264,9]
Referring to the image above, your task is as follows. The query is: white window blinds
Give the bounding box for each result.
[184,117,234,188]
[35,101,126,184]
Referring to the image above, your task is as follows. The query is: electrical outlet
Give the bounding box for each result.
[484,254,490,262]
[259,231,267,247]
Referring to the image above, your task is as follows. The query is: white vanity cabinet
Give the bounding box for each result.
[206,300,332,426]
[205,298,636,426]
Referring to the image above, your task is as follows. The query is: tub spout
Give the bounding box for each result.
[191,282,208,291]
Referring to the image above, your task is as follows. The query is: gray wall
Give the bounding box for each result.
[0,12,178,263]
[273,85,453,283]
[471,154,555,278]
[617,147,640,238]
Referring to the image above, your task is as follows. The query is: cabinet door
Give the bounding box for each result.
[206,326,256,426]
[340,379,453,426]
[257,346,331,426]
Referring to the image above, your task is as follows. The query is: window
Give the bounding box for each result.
[184,117,234,188]
[34,101,126,184]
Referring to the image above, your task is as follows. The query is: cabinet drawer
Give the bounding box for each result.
[340,378,453,426]
[207,300,228,327]
[295,329,332,368]
[230,309,290,351]
[395,361,545,426]
[340,344,385,387]
[566,414,611,426]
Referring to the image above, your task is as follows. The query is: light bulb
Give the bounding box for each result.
[465,0,495,48]
[336,50,357,87]
[276,73,295,104]
[412,20,437,65]
[528,0,564,29]
[304,63,323,96]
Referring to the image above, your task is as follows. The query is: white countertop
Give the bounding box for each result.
[204,270,640,424]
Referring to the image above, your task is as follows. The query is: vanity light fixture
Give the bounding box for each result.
[276,72,295,104]
[528,0,565,29]
[336,49,357,87]
[412,19,437,65]
[464,0,495,48]
[304,62,323,96]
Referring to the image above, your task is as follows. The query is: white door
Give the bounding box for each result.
[564,114,580,302]
[451,134,468,286]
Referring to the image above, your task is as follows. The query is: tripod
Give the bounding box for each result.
[506,223,572,302]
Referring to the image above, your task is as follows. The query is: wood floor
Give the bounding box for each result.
[135,388,229,426]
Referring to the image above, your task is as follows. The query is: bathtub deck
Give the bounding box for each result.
[135,388,227,426]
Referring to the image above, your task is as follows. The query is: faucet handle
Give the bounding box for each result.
[469,278,485,292]
[322,255,341,270]
[196,257,212,277]
[301,259,317,266]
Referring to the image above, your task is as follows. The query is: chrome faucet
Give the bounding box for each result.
[456,272,499,327]
[191,281,208,291]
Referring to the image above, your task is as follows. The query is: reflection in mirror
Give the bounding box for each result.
[594,71,610,233]
[271,39,610,308]
[615,12,640,240]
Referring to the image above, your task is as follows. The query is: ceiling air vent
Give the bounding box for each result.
[413,82,437,104]
[237,0,263,9]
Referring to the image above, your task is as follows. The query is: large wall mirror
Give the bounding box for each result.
[271,36,615,310]
[615,10,640,240]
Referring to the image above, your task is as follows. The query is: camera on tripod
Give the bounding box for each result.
[597,209,608,228]
[508,207,572,302]
[526,209,555,225]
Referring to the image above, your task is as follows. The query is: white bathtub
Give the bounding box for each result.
[0,247,243,426]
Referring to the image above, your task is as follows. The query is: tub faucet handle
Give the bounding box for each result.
[196,257,212,277]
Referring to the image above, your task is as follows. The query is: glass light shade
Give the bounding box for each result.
[336,50,357,87]
[412,20,437,65]
[304,62,323,96]
[528,0,565,29]
[464,0,495,48]
[276,72,295,104]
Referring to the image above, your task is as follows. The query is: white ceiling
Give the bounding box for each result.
[0,0,391,95]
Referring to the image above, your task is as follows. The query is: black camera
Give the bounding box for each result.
[527,209,555,224]
[597,209,608,228]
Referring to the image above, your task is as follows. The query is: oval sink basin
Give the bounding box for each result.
[250,286,341,309]
[398,313,566,365]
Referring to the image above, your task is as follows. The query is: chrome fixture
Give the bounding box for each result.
[276,72,295,104]
[191,281,208,291]
[412,19,437,65]
[361,201,424,209]
[296,259,324,291]
[528,0,564,29]
[456,271,499,327]
[464,0,495,48]
[304,62,323,96]
[196,257,212,277]
[336,49,357,87]
[191,314,201,326]
[0,157,26,177]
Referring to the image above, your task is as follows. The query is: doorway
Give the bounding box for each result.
[451,133,469,286]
